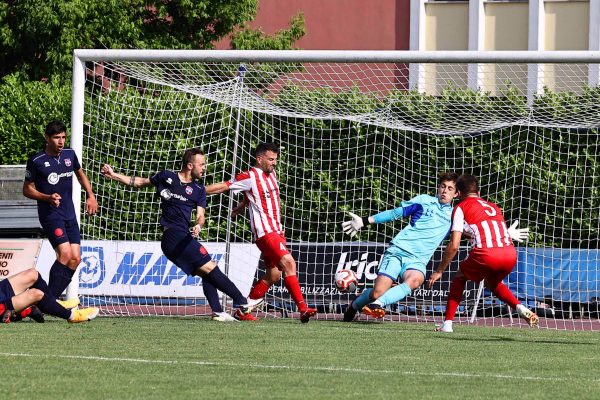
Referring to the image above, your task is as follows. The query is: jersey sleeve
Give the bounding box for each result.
[451,205,465,232]
[197,186,207,209]
[149,170,164,187]
[72,151,82,171]
[24,157,35,182]
[227,170,253,194]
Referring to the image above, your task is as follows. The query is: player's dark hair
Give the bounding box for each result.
[182,148,205,169]
[456,174,479,195]
[45,120,67,137]
[438,172,459,185]
[255,142,279,158]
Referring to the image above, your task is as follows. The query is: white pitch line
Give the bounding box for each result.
[1,352,599,384]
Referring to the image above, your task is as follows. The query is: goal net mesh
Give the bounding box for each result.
[79,56,600,330]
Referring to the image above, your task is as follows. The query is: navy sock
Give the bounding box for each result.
[203,268,246,306]
[203,280,223,313]
[32,275,71,320]
[48,260,75,298]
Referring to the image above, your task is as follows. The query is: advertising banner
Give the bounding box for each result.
[0,239,42,280]
[265,242,478,305]
[36,240,260,297]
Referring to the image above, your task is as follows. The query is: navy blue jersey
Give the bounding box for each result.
[24,149,81,222]
[150,170,207,231]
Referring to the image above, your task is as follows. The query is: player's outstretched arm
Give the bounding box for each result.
[100,164,151,188]
[427,231,462,288]
[205,181,230,195]
[507,220,529,242]
[74,168,98,215]
[341,212,373,238]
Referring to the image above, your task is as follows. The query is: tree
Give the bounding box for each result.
[0,0,262,82]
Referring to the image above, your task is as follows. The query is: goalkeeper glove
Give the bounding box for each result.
[507,220,529,242]
[341,212,370,238]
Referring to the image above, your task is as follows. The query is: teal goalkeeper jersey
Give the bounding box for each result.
[372,194,453,264]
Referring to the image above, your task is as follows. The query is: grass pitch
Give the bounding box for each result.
[1,316,599,400]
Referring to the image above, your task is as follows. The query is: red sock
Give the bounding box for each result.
[491,282,519,309]
[444,276,466,321]
[249,279,270,300]
[284,275,307,311]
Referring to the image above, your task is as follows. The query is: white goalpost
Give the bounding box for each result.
[70,49,600,331]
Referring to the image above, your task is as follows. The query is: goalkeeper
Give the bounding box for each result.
[341,172,459,321]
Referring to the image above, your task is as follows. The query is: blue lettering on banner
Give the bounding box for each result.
[107,250,225,287]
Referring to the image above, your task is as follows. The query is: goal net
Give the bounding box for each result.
[72,50,600,330]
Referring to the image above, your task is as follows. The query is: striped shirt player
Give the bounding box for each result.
[227,167,283,241]
[206,142,318,323]
[430,174,538,333]
[100,148,255,321]
[341,172,459,321]
[23,120,98,300]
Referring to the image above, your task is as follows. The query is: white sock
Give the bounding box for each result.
[515,304,527,315]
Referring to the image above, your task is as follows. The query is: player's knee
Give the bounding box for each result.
[22,268,39,285]
[279,255,296,275]
[28,288,44,303]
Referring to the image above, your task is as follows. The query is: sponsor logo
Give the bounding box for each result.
[79,246,105,288]
[336,251,379,281]
[47,171,73,185]
[64,158,72,167]
[185,186,193,195]
[160,189,188,202]
[160,189,173,200]
[54,228,64,237]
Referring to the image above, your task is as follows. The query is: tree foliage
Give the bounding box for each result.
[0,0,264,82]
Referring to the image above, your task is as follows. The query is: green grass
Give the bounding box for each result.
[1,317,599,400]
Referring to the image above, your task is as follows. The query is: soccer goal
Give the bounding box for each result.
[69,50,600,330]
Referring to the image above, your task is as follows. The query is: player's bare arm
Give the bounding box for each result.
[74,168,98,215]
[231,197,249,218]
[22,181,61,207]
[427,230,462,288]
[205,181,230,195]
[100,164,151,188]
[190,206,205,238]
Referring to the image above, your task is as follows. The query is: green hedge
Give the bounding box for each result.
[2,76,597,248]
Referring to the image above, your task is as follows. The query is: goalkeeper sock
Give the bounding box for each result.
[283,275,307,312]
[249,279,270,300]
[203,267,246,306]
[351,289,373,311]
[444,276,466,321]
[31,274,71,319]
[490,282,519,309]
[202,280,223,313]
[48,260,75,298]
[378,283,412,306]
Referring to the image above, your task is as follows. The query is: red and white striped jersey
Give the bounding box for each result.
[226,167,283,240]
[451,196,512,249]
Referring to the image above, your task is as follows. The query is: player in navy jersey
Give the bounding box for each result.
[427,174,536,332]
[23,120,98,305]
[101,148,255,321]
[1,268,99,323]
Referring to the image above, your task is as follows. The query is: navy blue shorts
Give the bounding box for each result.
[0,279,15,306]
[161,228,213,276]
[42,217,81,248]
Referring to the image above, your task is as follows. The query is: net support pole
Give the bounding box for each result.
[220,65,247,310]
[469,280,486,324]
[65,53,86,300]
